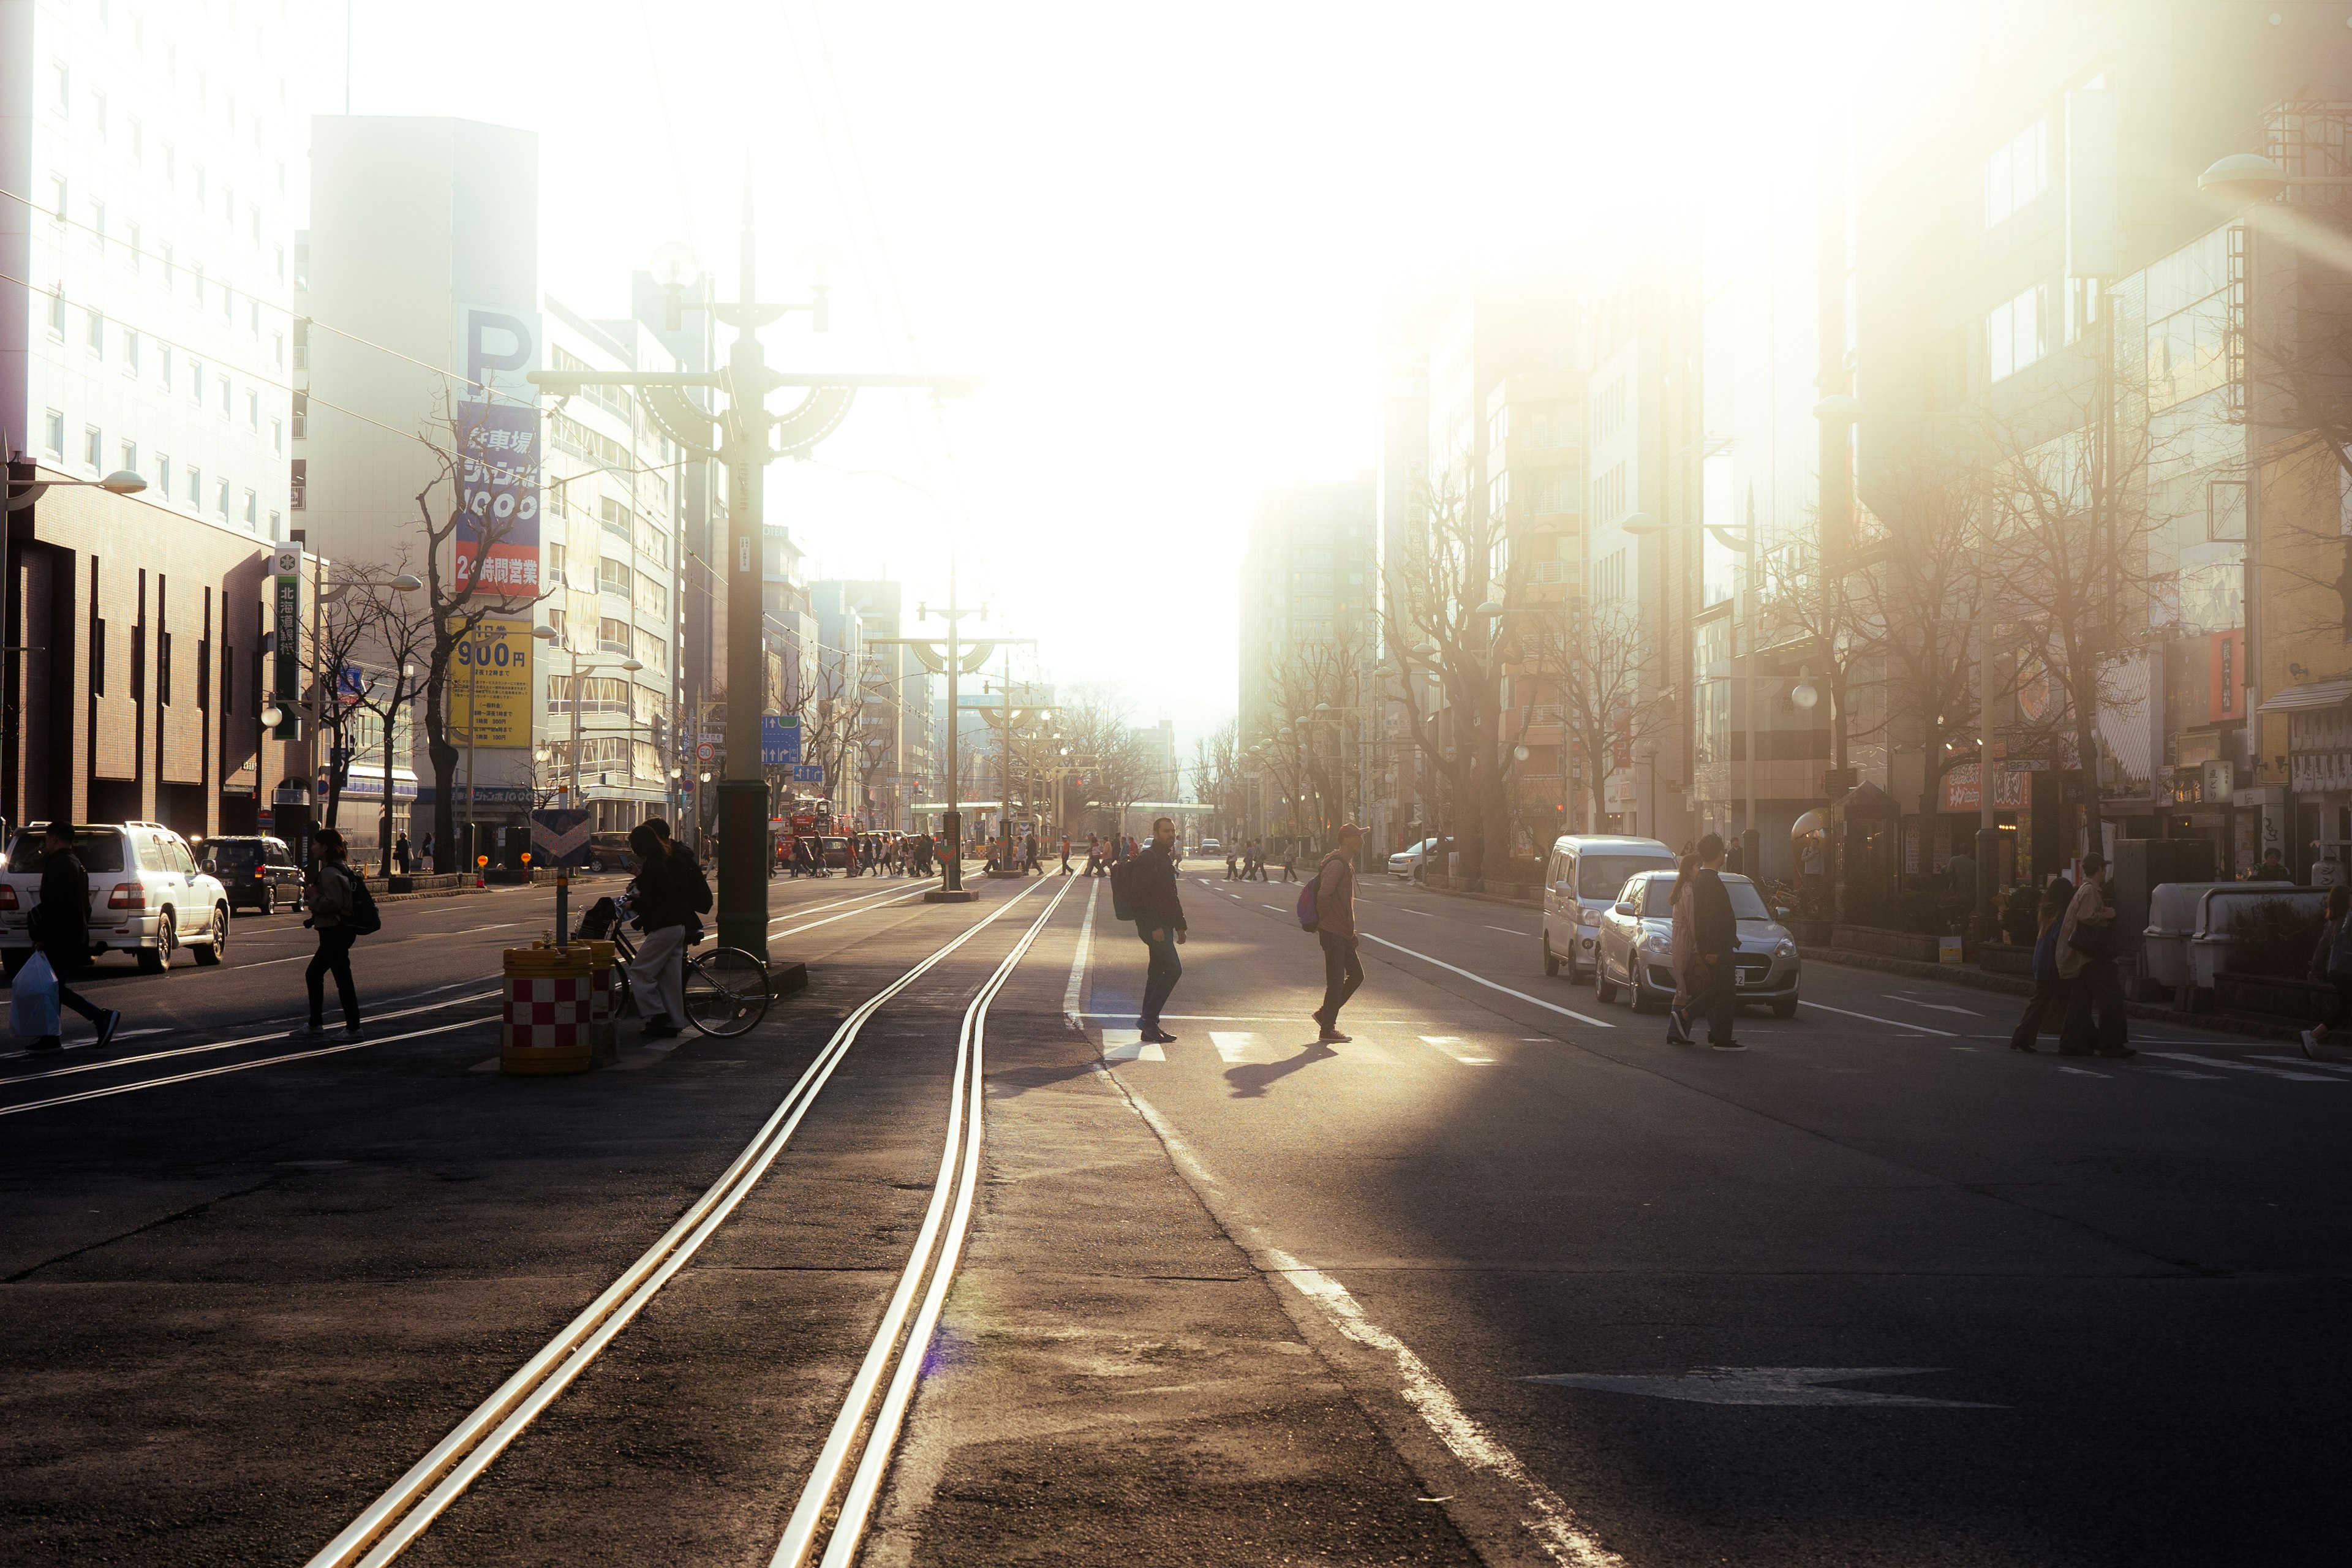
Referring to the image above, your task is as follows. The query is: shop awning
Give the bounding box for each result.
[2257,679,2352,713]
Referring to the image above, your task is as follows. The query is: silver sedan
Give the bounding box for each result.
[1593,870,1801,1018]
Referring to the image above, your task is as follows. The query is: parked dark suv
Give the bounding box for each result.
[202,835,306,914]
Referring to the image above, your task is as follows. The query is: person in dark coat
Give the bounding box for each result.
[28,823,122,1052]
[1311,825,1365,1042]
[1681,832,1744,1050]
[626,822,690,1038]
[1129,815,1188,1044]
[393,833,412,875]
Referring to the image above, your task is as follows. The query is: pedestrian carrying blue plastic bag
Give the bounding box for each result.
[11,951,61,1042]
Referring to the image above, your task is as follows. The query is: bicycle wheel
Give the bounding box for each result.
[684,947,771,1037]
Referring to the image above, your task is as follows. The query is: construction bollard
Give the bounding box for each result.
[584,938,619,1067]
[500,941,595,1075]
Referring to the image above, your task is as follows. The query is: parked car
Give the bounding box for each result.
[1539,834,1678,982]
[1199,838,1223,861]
[1389,837,1441,878]
[589,831,636,873]
[1591,867,1800,1017]
[0,821,232,974]
[201,834,306,914]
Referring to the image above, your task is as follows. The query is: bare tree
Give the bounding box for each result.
[1065,690,1153,837]
[1755,529,1879,797]
[413,386,556,862]
[1853,454,1985,829]
[1507,594,1675,835]
[1381,475,1517,879]
[1253,629,1369,846]
[340,564,438,875]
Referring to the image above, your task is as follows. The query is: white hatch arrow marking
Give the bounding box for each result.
[1525,1366,2000,1408]
[1100,1028,1164,1063]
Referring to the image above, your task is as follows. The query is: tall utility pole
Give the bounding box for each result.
[872,558,1013,903]
[531,183,976,957]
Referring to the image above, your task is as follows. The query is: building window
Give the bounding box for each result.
[1984,116,2049,228]
[274,244,285,281]
[46,288,65,338]
[247,300,259,335]
[125,221,140,268]
[124,330,139,374]
[271,330,284,368]
[216,479,229,521]
[91,200,105,244]
[159,345,173,388]
[92,90,107,135]
[129,118,142,165]
[291,393,306,439]
[271,417,283,454]
[51,61,68,112]
[48,175,66,220]
[120,440,137,475]
[599,618,633,656]
[292,318,307,369]
[158,455,172,498]
[1987,284,2048,382]
[218,375,230,416]
[187,466,202,507]
[83,426,102,470]
[290,458,306,510]
[246,390,258,429]
[244,490,257,527]
[600,556,631,595]
[43,411,64,458]
[600,497,631,538]
[86,308,103,355]
[160,241,173,284]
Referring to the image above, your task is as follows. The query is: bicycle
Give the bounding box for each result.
[574,894,772,1038]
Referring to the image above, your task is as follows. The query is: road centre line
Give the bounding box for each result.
[1798,1000,1956,1037]
[1485,925,1531,935]
[769,883,925,927]
[0,1015,492,1118]
[449,922,522,935]
[773,886,930,940]
[1360,933,1613,1028]
[1887,997,1980,1016]
[1,990,503,1087]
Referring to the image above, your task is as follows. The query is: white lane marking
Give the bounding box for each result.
[2145,1052,2341,1083]
[1099,1028,1165,1063]
[1101,1079,1623,1568]
[1262,904,1285,912]
[2150,1068,2222,1079]
[1525,1366,1999,1409]
[1485,925,1531,936]
[1,990,502,1086]
[2056,1065,2110,1078]
[1078,1012,1434,1023]
[2253,1055,2352,1076]
[1885,996,1980,1017]
[1798,1000,1954,1038]
[1209,1030,1260,1063]
[1420,1035,1498,1065]
[238,954,312,967]
[1396,908,1434,918]
[1360,933,1614,1028]
[449,922,522,935]
[767,882,925,927]
[1061,877,1098,1027]
[774,886,929,940]
[0,1016,490,1117]
[1331,1035,1398,1064]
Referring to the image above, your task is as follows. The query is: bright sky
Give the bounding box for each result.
[301,0,1906,760]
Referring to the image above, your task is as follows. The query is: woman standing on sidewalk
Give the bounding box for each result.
[1666,852,1697,1046]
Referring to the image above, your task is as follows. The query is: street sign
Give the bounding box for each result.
[696,741,717,764]
[761,713,802,766]
[529,808,594,869]
[791,764,823,784]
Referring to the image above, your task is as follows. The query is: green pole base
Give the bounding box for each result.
[714,778,771,960]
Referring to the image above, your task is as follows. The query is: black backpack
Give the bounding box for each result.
[341,867,383,936]
[676,851,714,914]
[1109,855,1139,921]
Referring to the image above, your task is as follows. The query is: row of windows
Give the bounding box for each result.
[39,408,277,534]
[44,177,287,310]
[43,295,285,441]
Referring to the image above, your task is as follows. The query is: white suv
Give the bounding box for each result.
[0,822,232,974]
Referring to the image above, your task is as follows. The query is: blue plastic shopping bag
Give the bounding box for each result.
[11,951,61,1041]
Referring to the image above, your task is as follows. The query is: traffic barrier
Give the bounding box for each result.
[500,943,597,1075]
[584,938,619,1066]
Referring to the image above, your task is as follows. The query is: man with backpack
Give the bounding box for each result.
[1677,833,1743,1050]
[1117,815,1187,1045]
[303,826,379,1038]
[26,821,123,1052]
[627,820,706,1039]
[1306,824,1365,1042]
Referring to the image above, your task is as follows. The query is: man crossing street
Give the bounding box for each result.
[1311,824,1365,1043]
[1129,815,1187,1046]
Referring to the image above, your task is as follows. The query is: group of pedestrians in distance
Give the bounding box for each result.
[1082,832,1136,878]
[1221,840,1301,883]
[2008,853,2135,1058]
[780,831,941,879]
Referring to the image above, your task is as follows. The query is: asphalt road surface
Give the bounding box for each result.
[2,859,2343,1567]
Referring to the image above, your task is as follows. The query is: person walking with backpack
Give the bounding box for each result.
[2303,883,2352,1057]
[2008,877,2078,1052]
[1308,824,1366,1042]
[302,827,371,1038]
[26,821,123,1053]
[1125,815,1188,1045]
[1679,834,1743,1050]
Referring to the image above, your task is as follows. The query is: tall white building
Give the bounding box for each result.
[2,0,296,530]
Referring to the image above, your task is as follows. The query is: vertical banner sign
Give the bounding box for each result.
[453,306,541,594]
[448,619,534,748]
[271,545,304,737]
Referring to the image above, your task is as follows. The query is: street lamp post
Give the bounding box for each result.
[867,559,1009,903]
[1624,512,1760,870]
[532,624,641,940]
[528,198,978,959]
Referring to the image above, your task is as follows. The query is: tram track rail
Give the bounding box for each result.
[301,876,1064,1568]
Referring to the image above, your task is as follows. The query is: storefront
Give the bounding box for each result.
[2272,682,2352,883]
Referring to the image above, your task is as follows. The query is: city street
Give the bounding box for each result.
[2,867,2343,1567]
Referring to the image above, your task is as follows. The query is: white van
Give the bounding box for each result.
[1540,834,1676,981]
